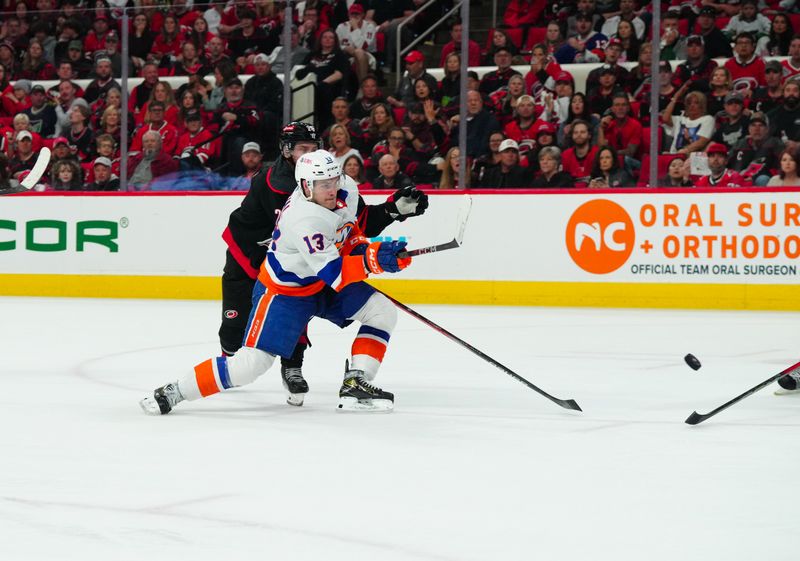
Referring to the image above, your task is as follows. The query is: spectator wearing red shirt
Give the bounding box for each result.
[696,142,752,187]
[724,32,766,91]
[503,0,547,29]
[597,93,642,165]
[524,44,562,99]
[131,101,180,156]
[176,111,218,166]
[83,14,113,59]
[561,119,599,187]
[171,0,203,28]
[503,95,538,149]
[151,15,183,61]
[439,20,481,68]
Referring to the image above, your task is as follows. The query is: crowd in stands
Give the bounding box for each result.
[2,0,800,191]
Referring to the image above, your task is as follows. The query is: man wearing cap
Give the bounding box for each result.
[724,32,766,91]
[131,100,180,156]
[556,11,608,65]
[566,0,602,36]
[84,13,112,59]
[85,157,120,191]
[336,3,378,83]
[767,79,800,148]
[586,38,631,93]
[387,50,438,108]
[729,112,784,185]
[176,110,218,169]
[479,139,533,188]
[503,95,538,148]
[601,0,645,41]
[215,77,262,176]
[479,47,522,96]
[8,131,37,179]
[439,20,481,67]
[223,142,264,190]
[712,92,750,149]
[587,64,624,116]
[671,35,718,91]
[50,137,77,168]
[750,60,784,114]
[100,31,130,78]
[696,142,752,187]
[23,85,57,138]
[66,40,92,79]
[696,6,734,59]
[83,56,121,105]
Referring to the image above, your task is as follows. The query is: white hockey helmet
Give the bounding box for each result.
[295,149,342,200]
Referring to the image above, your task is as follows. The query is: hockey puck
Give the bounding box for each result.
[684,353,702,371]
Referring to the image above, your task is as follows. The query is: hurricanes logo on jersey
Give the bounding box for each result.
[566,199,635,274]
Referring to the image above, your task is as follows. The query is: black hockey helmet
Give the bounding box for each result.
[280,121,321,158]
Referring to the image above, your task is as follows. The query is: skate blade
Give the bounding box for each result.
[337,396,393,413]
[139,396,162,415]
[286,392,305,406]
[774,388,800,396]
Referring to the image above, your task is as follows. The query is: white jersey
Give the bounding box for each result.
[260,176,364,294]
[335,20,378,52]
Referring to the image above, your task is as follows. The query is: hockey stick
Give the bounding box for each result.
[398,194,472,258]
[685,359,800,425]
[377,289,582,412]
[20,147,51,190]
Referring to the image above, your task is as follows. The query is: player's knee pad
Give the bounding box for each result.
[227,346,275,387]
[354,293,397,334]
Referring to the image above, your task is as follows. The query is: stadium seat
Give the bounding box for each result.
[524,27,547,51]
[638,154,675,187]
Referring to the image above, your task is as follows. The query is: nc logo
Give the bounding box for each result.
[573,221,628,253]
[566,200,635,274]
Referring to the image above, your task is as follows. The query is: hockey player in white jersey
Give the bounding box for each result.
[140,150,410,414]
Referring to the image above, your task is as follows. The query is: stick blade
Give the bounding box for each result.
[454,194,472,245]
[684,411,706,425]
[560,399,582,412]
[21,147,51,190]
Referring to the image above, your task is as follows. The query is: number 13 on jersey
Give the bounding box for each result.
[303,233,325,253]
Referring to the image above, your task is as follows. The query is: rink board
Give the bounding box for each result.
[0,190,799,310]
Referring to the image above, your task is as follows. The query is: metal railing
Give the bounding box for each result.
[396,0,464,86]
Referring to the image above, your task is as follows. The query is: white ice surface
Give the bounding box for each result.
[1,297,798,561]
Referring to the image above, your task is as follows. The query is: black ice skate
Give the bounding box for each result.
[775,371,800,395]
[139,382,184,415]
[337,361,394,412]
[281,365,309,406]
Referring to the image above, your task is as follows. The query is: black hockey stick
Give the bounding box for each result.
[377,289,582,412]
[398,194,472,259]
[685,359,800,425]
